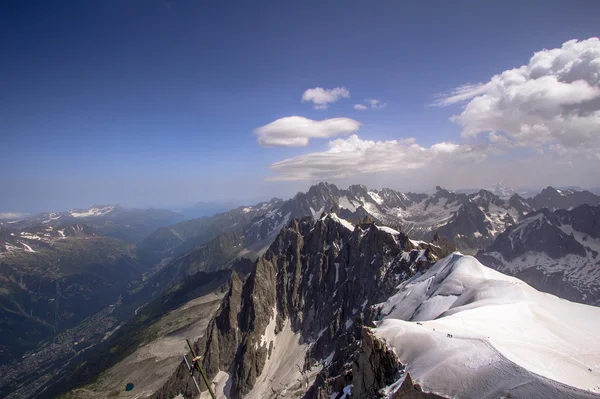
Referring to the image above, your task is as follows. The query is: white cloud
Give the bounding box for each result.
[263,39,600,189]
[0,212,29,220]
[302,87,350,110]
[354,104,368,111]
[437,38,600,156]
[365,98,387,109]
[268,134,485,180]
[254,116,361,147]
[266,133,599,190]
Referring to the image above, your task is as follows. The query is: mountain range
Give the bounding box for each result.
[1,205,183,244]
[153,213,600,399]
[477,204,600,305]
[2,182,600,398]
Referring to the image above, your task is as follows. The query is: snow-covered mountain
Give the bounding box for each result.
[375,253,600,398]
[154,214,600,399]
[245,183,533,252]
[487,181,517,198]
[477,204,600,305]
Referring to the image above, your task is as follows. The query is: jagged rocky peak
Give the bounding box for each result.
[424,186,466,209]
[469,189,502,208]
[157,213,447,399]
[531,185,600,210]
[347,184,370,198]
[507,193,532,214]
[306,181,342,200]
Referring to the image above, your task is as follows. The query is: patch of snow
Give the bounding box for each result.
[334,263,340,284]
[21,242,35,252]
[20,232,44,241]
[260,307,278,348]
[246,321,322,399]
[70,206,115,218]
[242,207,252,213]
[376,225,400,235]
[340,384,353,399]
[368,191,384,205]
[310,206,324,220]
[324,351,335,366]
[329,213,354,231]
[337,196,357,212]
[212,370,231,398]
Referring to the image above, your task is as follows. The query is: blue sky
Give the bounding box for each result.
[2,1,600,213]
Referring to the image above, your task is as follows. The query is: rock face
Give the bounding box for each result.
[477,204,600,305]
[351,329,403,398]
[391,375,446,399]
[156,214,447,398]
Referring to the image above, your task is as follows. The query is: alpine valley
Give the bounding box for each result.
[2,183,600,399]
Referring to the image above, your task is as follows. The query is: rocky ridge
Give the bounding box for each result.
[156,213,448,398]
[477,204,600,305]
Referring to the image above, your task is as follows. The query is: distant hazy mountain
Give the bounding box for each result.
[589,187,600,196]
[3,205,183,244]
[487,181,516,198]
[137,198,284,263]
[181,200,242,219]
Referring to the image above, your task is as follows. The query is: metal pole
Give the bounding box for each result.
[186,339,217,399]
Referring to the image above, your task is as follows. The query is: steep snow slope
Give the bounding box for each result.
[375,253,600,398]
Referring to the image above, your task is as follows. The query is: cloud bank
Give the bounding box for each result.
[437,37,600,158]
[254,116,361,147]
[0,212,29,220]
[268,134,485,181]
[302,87,350,110]
[266,38,600,188]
